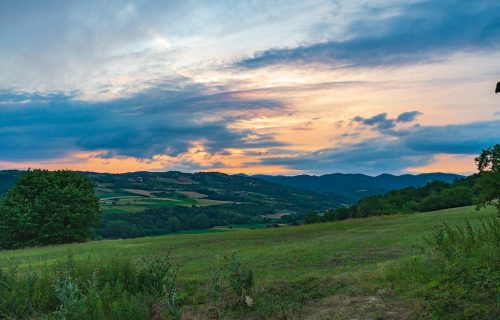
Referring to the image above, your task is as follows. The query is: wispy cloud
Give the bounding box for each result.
[237,0,500,69]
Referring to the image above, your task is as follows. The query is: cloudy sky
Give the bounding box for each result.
[1,0,499,175]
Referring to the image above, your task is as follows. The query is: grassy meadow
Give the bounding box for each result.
[0,206,497,319]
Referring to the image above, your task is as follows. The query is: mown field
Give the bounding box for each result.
[0,206,497,319]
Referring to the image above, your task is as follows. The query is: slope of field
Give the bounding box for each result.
[0,206,495,318]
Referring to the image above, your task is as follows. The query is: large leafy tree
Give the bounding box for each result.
[475,144,500,213]
[0,169,101,248]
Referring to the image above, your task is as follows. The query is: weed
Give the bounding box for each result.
[388,217,500,319]
[223,252,254,308]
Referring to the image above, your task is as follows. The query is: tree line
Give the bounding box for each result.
[305,144,500,224]
[97,203,276,239]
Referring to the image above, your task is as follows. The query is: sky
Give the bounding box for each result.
[0,0,499,175]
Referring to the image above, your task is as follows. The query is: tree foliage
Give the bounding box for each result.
[475,144,500,213]
[0,169,101,248]
[320,177,477,223]
[97,203,265,239]
[303,211,321,224]
[317,145,500,223]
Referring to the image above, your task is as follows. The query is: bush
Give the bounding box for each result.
[223,252,254,308]
[204,252,256,318]
[137,252,180,319]
[0,253,179,319]
[304,211,321,224]
[0,251,260,319]
[386,218,500,319]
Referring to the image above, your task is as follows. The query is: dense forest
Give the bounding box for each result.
[97,203,281,239]
[306,174,483,223]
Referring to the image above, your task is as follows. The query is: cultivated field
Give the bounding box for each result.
[96,186,231,214]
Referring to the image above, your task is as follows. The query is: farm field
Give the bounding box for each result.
[96,185,234,215]
[0,206,496,318]
[100,195,199,214]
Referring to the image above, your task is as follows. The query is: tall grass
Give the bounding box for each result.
[386,218,500,319]
[0,253,181,319]
[0,251,267,319]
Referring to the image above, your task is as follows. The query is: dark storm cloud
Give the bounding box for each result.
[237,0,500,69]
[0,87,285,161]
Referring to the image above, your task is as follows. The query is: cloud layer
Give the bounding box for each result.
[0,85,284,162]
[1,0,499,174]
[237,0,500,69]
[257,117,499,174]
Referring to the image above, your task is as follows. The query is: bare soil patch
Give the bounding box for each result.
[304,292,410,320]
[123,189,155,196]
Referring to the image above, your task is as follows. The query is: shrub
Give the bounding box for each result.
[137,251,180,319]
[223,252,254,308]
[387,218,500,319]
[303,211,321,224]
[0,253,179,319]
[204,252,256,318]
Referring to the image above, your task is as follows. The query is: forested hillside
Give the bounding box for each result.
[1,170,345,238]
[309,174,483,223]
[254,172,463,202]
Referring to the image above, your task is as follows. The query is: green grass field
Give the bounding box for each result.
[0,206,496,319]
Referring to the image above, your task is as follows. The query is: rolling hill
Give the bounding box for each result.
[89,171,345,212]
[0,206,496,319]
[0,170,344,211]
[1,170,345,238]
[253,172,464,202]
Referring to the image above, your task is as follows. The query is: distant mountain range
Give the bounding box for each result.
[252,172,464,202]
[0,170,344,212]
[1,170,464,205]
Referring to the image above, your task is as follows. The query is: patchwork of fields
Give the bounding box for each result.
[95,179,240,215]
[87,171,341,219]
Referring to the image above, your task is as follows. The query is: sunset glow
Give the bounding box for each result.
[1,0,499,175]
